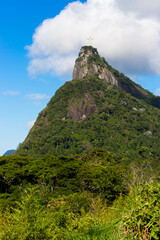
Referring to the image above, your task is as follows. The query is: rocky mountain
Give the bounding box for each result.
[15,46,160,160]
[73,47,118,86]
[73,46,160,107]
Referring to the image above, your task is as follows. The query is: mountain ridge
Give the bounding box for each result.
[73,46,160,107]
[15,46,160,159]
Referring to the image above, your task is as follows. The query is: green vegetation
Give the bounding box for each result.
[107,63,160,108]
[2,46,160,239]
[16,75,160,159]
[15,46,160,158]
[0,150,126,208]
[0,151,159,239]
[79,46,160,108]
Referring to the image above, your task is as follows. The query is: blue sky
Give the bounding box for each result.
[0,0,160,155]
[0,0,82,155]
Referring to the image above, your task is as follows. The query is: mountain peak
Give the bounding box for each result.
[15,46,160,157]
[73,46,118,86]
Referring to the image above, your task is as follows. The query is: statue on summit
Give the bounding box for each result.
[87,36,94,46]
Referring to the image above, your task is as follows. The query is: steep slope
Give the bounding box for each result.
[16,46,160,159]
[74,46,160,107]
[73,46,118,86]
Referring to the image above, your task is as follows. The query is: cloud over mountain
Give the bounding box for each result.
[27,0,160,77]
[115,0,160,19]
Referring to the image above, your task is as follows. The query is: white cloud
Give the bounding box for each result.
[26,93,50,101]
[115,0,160,19]
[2,91,20,96]
[26,120,35,130]
[154,88,160,96]
[27,0,160,77]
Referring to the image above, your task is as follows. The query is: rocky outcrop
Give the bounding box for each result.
[68,92,97,121]
[73,46,118,86]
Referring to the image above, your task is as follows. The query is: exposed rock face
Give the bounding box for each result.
[68,92,97,121]
[73,46,118,86]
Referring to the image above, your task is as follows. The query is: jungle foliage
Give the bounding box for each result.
[0,151,159,239]
[16,75,160,159]
[2,46,160,239]
[15,47,160,158]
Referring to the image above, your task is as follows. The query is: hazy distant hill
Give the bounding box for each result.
[3,149,15,156]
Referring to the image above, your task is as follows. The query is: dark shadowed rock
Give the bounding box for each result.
[68,92,97,121]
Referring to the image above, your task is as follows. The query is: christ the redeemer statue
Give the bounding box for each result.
[87,37,94,46]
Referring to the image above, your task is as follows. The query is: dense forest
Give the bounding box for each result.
[0,150,160,239]
[16,75,160,160]
[1,46,160,239]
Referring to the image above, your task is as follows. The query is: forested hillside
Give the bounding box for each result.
[0,150,159,239]
[1,46,160,239]
[16,47,160,160]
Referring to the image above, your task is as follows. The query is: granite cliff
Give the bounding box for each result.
[73,46,118,86]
